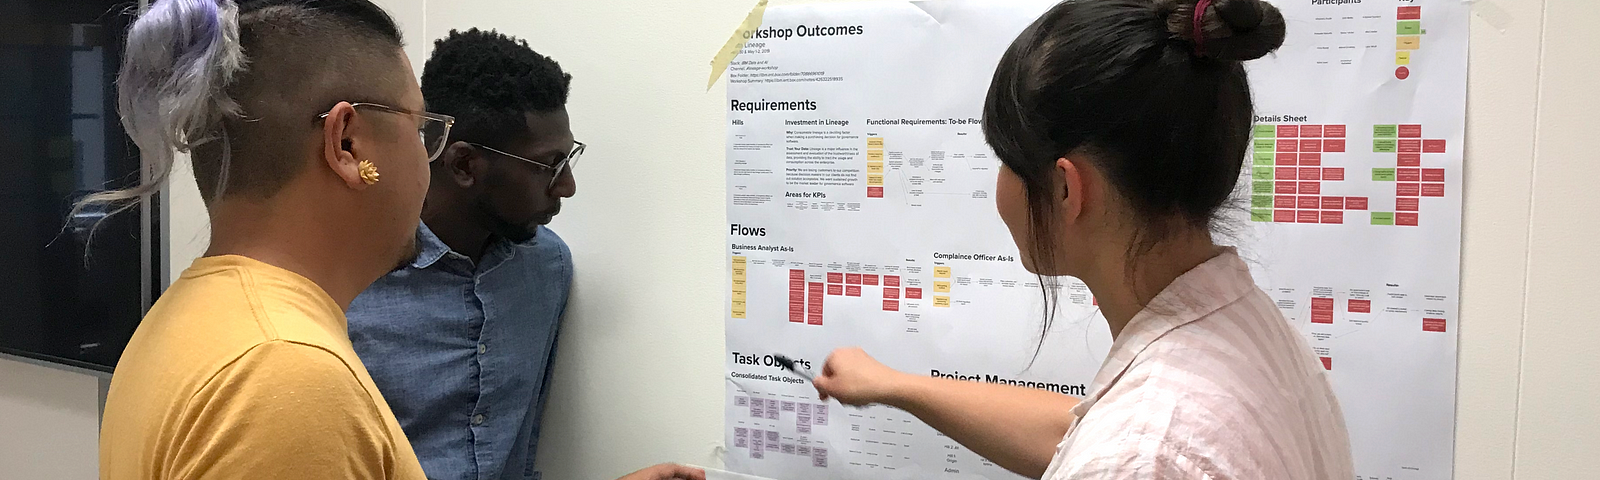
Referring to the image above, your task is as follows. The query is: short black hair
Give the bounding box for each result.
[421,28,572,146]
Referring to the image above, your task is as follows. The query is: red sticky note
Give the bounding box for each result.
[1321,196,1344,209]
[1300,125,1324,137]
[1423,318,1447,332]
[1397,212,1420,226]
[1277,124,1299,138]
[1398,6,1421,20]
[1422,183,1445,197]
[863,274,879,286]
[1398,168,1421,182]
[1323,167,1345,181]
[1299,153,1322,166]
[827,272,843,284]
[1399,124,1423,138]
[1345,197,1369,210]
[1424,139,1447,153]
[1422,168,1446,182]
[1398,139,1423,153]
[1348,299,1371,313]
[1276,182,1298,195]
[1311,297,1336,311]
[1297,210,1321,223]
[884,275,901,287]
[1311,311,1334,324]
[1275,196,1296,209]
[1300,139,1322,153]
[1277,153,1298,165]
[1325,125,1347,137]
[790,269,806,281]
[882,300,899,312]
[1323,139,1346,152]
[1398,183,1421,196]
[846,274,862,285]
[1300,182,1321,195]
[1300,167,1322,181]
[906,288,923,299]
[846,285,861,297]
[827,284,843,296]
[1320,357,1333,370]
[1397,197,1420,212]
[1321,210,1343,224]
[1274,210,1295,223]
[1298,196,1321,209]
[1277,139,1299,152]
[883,287,900,299]
[867,187,884,198]
[1276,167,1298,180]
[1398,154,1422,167]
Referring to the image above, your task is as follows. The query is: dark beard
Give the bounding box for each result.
[393,233,422,271]
[476,196,539,244]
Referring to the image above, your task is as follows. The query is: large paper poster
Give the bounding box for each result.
[723,1,1467,479]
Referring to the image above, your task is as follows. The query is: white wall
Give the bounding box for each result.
[3,0,1592,478]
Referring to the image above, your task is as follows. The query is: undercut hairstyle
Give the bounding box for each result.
[75,0,406,220]
[982,0,1285,338]
[420,28,571,148]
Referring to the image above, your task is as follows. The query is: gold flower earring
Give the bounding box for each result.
[357,160,381,185]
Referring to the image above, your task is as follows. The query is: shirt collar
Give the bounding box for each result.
[1070,248,1258,419]
[409,222,453,269]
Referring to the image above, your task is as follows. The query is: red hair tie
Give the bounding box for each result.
[1193,0,1214,56]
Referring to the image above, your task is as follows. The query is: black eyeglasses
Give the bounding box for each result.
[468,141,586,190]
[317,103,456,162]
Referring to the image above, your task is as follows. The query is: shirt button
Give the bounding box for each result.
[472,414,485,425]
[478,344,488,354]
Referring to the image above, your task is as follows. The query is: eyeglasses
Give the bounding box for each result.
[468,141,586,190]
[317,103,456,162]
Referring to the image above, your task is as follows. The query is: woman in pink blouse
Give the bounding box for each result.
[812,1,1354,478]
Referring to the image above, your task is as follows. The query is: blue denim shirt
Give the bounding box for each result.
[348,223,571,480]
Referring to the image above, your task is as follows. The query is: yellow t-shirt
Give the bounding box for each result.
[100,255,427,480]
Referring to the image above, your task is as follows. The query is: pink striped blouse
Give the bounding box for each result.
[1041,249,1354,479]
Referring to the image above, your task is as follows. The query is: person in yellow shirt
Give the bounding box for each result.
[94,1,700,479]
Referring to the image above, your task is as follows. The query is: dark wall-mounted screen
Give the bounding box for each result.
[0,0,156,372]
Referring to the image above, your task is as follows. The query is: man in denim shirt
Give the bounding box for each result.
[348,29,580,480]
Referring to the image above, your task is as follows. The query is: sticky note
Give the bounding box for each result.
[1373,139,1398,153]
[1253,181,1273,194]
[1397,36,1420,50]
[1397,21,1421,35]
[867,174,884,186]
[867,138,884,147]
[1251,209,1272,222]
[1253,167,1274,181]
[1371,212,1395,226]
[933,296,951,308]
[732,290,747,301]
[1395,51,1411,65]
[1253,139,1276,151]
[1372,168,1397,181]
[1251,195,1273,208]
[1253,125,1276,138]
[1374,125,1399,138]
[934,266,951,278]
[933,281,951,293]
[867,151,884,161]
[867,163,884,173]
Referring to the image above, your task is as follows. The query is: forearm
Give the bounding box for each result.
[887,375,1079,478]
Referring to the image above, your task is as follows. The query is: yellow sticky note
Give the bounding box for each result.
[1395,51,1411,65]
[933,296,951,308]
[867,163,884,174]
[732,299,746,309]
[732,290,747,301]
[867,138,884,147]
[867,150,884,161]
[732,267,746,279]
[1397,36,1420,50]
[868,174,884,186]
[732,279,746,290]
[934,266,951,278]
[707,0,770,90]
[732,308,746,319]
[933,281,951,293]
[733,256,747,264]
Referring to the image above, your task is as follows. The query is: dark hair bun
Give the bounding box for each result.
[1159,0,1287,62]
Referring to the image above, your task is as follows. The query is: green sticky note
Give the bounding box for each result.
[1253,181,1273,194]
[1253,125,1276,138]
[1253,139,1277,151]
[1253,167,1274,181]
[1254,152,1275,165]
[1374,125,1399,138]
[1251,209,1273,223]
[1251,195,1273,208]
[1397,21,1421,35]
[1372,168,1397,181]
[1374,139,1398,153]
[1371,212,1395,225]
